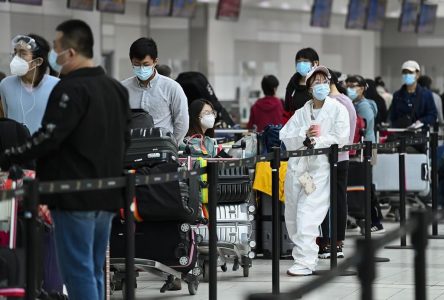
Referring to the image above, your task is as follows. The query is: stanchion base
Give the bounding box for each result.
[384,245,414,249]
[313,269,357,276]
[428,235,444,239]
[375,257,390,263]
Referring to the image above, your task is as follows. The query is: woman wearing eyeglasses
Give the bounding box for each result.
[280,66,350,276]
[180,98,221,157]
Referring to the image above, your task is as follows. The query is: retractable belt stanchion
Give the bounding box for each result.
[429,132,444,239]
[271,147,281,295]
[386,136,414,249]
[23,179,38,300]
[364,142,390,263]
[330,144,339,268]
[207,161,219,300]
[124,171,136,300]
[356,238,375,300]
[411,210,428,300]
[315,144,355,276]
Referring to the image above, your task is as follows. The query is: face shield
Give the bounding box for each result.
[10,35,39,59]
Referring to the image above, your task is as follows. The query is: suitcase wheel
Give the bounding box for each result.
[179,256,189,266]
[180,223,191,233]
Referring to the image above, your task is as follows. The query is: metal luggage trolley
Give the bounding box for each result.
[189,158,257,281]
[109,127,203,297]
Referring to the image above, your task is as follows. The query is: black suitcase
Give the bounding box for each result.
[217,167,252,204]
[110,220,198,274]
[347,161,366,219]
[125,127,178,168]
[258,193,294,258]
[135,162,200,223]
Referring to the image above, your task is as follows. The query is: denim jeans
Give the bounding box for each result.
[52,210,115,300]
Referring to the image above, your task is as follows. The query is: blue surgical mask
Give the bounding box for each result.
[312,83,330,101]
[347,87,358,100]
[133,65,154,81]
[296,61,312,77]
[48,49,65,74]
[402,74,416,86]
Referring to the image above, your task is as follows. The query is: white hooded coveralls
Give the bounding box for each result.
[280,96,350,270]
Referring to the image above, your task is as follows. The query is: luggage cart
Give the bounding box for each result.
[179,157,257,281]
[109,220,202,297]
[374,128,431,220]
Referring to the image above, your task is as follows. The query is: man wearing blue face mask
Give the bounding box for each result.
[283,47,320,124]
[121,38,189,144]
[390,60,437,129]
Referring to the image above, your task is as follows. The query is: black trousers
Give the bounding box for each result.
[320,160,349,243]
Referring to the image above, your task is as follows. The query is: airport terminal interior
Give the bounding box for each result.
[1,0,444,300]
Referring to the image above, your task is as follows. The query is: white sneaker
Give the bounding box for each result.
[287,264,312,276]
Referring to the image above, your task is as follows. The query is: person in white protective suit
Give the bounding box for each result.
[280,66,350,276]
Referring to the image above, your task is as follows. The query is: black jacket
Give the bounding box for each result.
[283,73,311,118]
[1,67,131,211]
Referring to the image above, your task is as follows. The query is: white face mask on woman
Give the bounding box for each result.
[10,55,35,76]
[200,114,215,130]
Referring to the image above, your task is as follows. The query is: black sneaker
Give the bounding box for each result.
[318,245,344,259]
[318,245,331,259]
[336,245,344,259]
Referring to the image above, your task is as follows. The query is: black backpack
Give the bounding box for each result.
[0,118,34,170]
[176,72,235,127]
[129,109,154,130]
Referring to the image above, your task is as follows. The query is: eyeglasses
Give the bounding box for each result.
[312,80,330,85]
[201,110,216,117]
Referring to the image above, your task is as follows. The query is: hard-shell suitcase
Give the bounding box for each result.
[194,223,251,245]
[125,127,178,168]
[347,161,366,219]
[216,203,255,223]
[110,220,198,274]
[218,166,252,204]
[258,194,293,258]
[373,153,429,192]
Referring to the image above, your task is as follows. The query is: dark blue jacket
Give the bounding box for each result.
[390,84,437,127]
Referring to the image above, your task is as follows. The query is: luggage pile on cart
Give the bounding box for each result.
[193,163,257,280]
[109,126,203,297]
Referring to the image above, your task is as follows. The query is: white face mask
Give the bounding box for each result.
[201,114,215,130]
[10,55,33,76]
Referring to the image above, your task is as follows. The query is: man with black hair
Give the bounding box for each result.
[247,74,283,132]
[122,37,188,143]
[0,19,131,300]
[0,34,59,133]
[155,64,172,78]
[282,47,320,123]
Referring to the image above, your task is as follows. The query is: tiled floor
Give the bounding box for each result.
[110,218,444,300]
